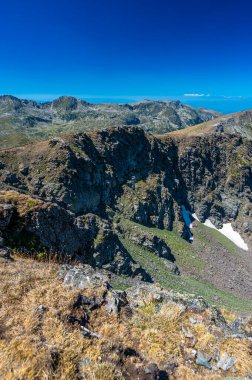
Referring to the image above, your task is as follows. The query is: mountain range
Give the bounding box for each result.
[1,94,252,378]
[0,95,220,148]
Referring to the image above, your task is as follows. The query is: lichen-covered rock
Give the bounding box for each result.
[126,284,210,312]
[196,351,212,369]
[217,353,236,371]
[60,264,109,289]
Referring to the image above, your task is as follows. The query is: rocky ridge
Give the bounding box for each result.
[0,95,220,148]
[168,109,252,140]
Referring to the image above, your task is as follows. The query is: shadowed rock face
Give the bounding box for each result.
[0,95,221,148]
[0,127,251,284]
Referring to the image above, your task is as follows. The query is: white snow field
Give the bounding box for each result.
[181,207,248,251]
[203,219,248,251]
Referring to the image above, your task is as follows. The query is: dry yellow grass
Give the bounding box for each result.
[0,190,43,216]
[0,256,251,379]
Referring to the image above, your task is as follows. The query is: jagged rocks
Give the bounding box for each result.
[0,129,251,253]
[196,351,212,369]
[0,204,14,262]
[117,176,175,231]
[60,264,109,289]
[126,284,210,312]
[76,214,151,279]
[105,290,132,317]
[123,227,173,260]
[0,192,150,279]
[217,353,235,371]
[162,259,180,275]
[0,127,251,290]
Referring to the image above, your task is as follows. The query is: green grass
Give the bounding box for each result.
[120,236,252,312]
[200,224,239,256]
[118,219,252,312]
[111,281,131,291]
[120,218,205,271]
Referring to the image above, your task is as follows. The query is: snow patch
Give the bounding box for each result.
[219,223,248,251]
[203,219,217,230]
[192,213,200,222]
[181,206,248,251]
[204,219,248,251]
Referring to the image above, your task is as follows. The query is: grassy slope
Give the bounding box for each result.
[116,219,252,312]
[1,256,252,379]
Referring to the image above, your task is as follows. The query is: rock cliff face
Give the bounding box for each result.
[0,95,220,148]
[0,127,251,300]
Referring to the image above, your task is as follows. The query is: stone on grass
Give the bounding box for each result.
[196,351,212,369]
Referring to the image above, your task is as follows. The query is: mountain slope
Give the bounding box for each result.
[0,127,251,311]
[167,109,252,139]
[0,95,220,148]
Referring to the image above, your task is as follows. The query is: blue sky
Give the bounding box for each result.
[1,0,252,112]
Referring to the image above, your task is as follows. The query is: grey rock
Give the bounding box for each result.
[37,304,47,313]
[162,259,180,275]
[79,357,91,367]
[124,229,173,260]
[81,326,100,339]
[19,166,29,176]
[0,246,12,261]
[126,284,210,312]
[61,265,108,289]
[196,351,212,369]
[105,290,130,314]
[213,348,220,362]
[217,353,235,371]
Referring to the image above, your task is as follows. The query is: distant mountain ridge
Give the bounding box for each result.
[167,109,252,140]
[0,95,220,148]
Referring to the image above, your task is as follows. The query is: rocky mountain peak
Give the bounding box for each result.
[0,95,221,148]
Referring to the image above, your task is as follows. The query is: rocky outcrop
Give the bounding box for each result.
[0,191,149,279]
[76,214,150,279]
[0,127,251,241]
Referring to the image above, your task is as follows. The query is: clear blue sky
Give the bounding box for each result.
[1,0,252,112]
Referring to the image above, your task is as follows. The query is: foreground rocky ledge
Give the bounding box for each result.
[0,257,251,380]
